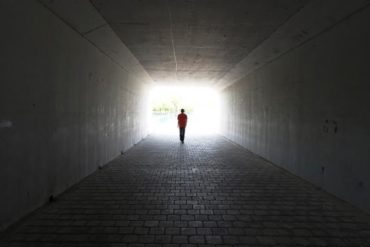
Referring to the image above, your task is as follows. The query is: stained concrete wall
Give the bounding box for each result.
[0,1,150,230]
[221,5,370,213]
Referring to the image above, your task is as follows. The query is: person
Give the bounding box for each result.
[177,109,187,143]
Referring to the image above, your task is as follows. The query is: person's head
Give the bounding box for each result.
[181,109,185,113]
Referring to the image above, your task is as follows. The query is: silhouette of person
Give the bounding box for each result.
[177,109,188,143]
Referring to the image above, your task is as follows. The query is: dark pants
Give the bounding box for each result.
[179,127,186,142]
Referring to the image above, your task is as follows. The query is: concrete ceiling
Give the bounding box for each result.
[91,0,308,87]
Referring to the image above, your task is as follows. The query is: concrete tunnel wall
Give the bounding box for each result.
[221,6,370,213]
[0,1,150,230]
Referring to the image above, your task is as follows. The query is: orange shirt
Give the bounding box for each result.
[177,113,188,128]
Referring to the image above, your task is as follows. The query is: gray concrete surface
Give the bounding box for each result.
[1,0,370,238]
[221,4,370,214]
[91,0,308,85]
[1,135,370,246]
[0,0,151,231]
[38,0,153,86]
[214,0,370,89]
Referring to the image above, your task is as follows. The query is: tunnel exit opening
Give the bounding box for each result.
[149,85,220,136]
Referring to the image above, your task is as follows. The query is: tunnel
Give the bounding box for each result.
[1,0,370,246]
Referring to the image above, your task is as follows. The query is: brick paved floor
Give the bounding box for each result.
[1,135,370,247]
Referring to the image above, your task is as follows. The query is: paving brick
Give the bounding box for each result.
[149,227,165,235]
[181,227,196,235]
[188,221,202,227]
[172,235,188,244]
[239,236,258,244]
[154,235,172,244]
[189,235,205,244]
[206,235,223,244]
[1,135,370,247]
[196,228,212,235]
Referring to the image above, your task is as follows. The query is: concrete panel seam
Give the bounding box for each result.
[166,0,178,82]
[214,1,309,88]
[82,23,108,36]
[251,2,370,83]
[36,0,152,86]
[88,0,153,84]
[217,1,370,91]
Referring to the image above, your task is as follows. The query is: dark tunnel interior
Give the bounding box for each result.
[1,1,370,245]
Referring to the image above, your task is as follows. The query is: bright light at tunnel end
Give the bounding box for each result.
[149,85,221,136]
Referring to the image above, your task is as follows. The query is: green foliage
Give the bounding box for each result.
[152,95,193,113]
